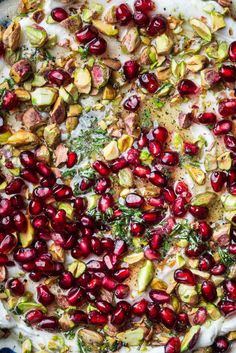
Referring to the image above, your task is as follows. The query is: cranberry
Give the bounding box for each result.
[8,278,25,296]
[165,337,181,353]
[160,151,179,166]
[160,307,176,329]
[178,79,199,96]
[123,60,140,80]
[174,268,196,285]
[125,193,144,208]
[123,95,140,111]
[48,69,71,86]
[229,41,236,62]
[26,309,44,324]
[149,290,170,304]
[189,205,209,219]
[139,73,159,93]
[2,91,19,110]
[116,4,133,25]
[132,299,148,316]
[172,197,187,217]
[201,280,217,302]
[51,7,68,22]
[198,112,217,125]
[75,25,98,44]
[212,336,230,353]
[219,99,236,117]
[210,171,227,192]
[184,142,199,156]
[88,37,107,55]
[134,11,149,27]
[20,151,36,168]
[146,15,167,36]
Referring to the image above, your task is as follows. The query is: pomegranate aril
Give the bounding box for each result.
[224,134,236,152]
[172,197,187,217]
[113,268,130,282]
[149,289,170,304]
[76,25,98,44]
[116,4,133,25]
[68,287,85,305]
[175,312,189,332]
[115,284,129,298]
[178,79,198,96]
[51,7,68,22]
[223,279,236,300]
[88,37,107,55]
[143,211,161,223]
[0,199,12,217]
[134,11,149,27]
[148,197,164,208]
[198,112,217,125]
[148,140,162,157]
[2,91,19,110]
[134,0,154,13]
[36,316,58,331]
[144,248,160,261]
[29,199,43,215]
[149,231,162,250]
[98,193,114,213]
[111,306,126,326]
[184,142,199,156]
[37,284,55,306]
[76,273,91,288]
[20,151,36,168]
[114,239,127,256]
[5,178,25,194]
[134,165,151,178]
[138,132,148,148]
[93,160,110,176]
[102,276,116,291]
[229,41,236,62]
[198,221,212,241]
[8,278,25,296]
[29,271,42,282]
[48,69,71,86]
[132,299,148,316]
[13,211,27,232]
[53,184,73,200]
[36,162,52,177]
[147,302,160,321]
[32,215,48,230]
[59,271,74,289]
[160,307,176,329]
[72,237,91,259]
[125,193,144,208]
[189,205,209,219]
[229,243,236,254]
[211,263,226,276]
[123,95,140,111]
[111,157,128,172]
[91,237,103,255]
[70,310,87,324]
[198,253,215,271]
[219,64,236,82]
[94,177,111,194]
[165,337,181,353]
[146,15,167,36]
[161,151,179,166]
[11,195,25,209]
[148,171,166,187]
[162,187,176,204]
[193,307,207,325]
[101,237,114,252]
[0,233,17,254]
[201,280,217,302]
[219,299,236,315]
[212,336,229,353]
[219,99,236,117]
[86,259,105,272]
[130,222,145,236]
[96,300,113,314]
[213,119,232,135]
[211,171,227,192]
[26,309,44,324]
[139,73,159,93]
[185,244,205,258]
[174,268,196,285]
[123,60,140,80]
[103,253,118,270]
[33,187,52,199]
[14,248,37,263]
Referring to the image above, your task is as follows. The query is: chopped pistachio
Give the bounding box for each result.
[118,168,133,187]
[191,192,217,206]
[74,67,91,94]
[68,260,86,278]
[138,260,154,292]
[116,328,144,346]
[186,55,208,72]
[190,18,212,42]
[217,151,232,170]
[171,59,186,79]
[122,27,140,53]
[61,14,82,33]
[204,153,217,171]
[118,135,133,152]
[7,130,39,148]
[31,87,57,107]
[22,339,32,353]
[211,11,226,32]
[103,85,116,100]
[43,124,60,147]
[104,6,117,24]
[78,329,104,346]
[32,74,46,87]
[26,25,48,48]
[91,63,110,89]
[19,216,34,247]
[3,22,21,50]
[102,140,119,161]
[87,194,99,210]
[68,104,82,117]
[123,252,144,264]
[155,34,173,55]
[92,20,118,36]
[181,325,201,352]
[10,59,33,84]
[184,164,206,185]
[177,284,198,305]
[222,194,236,211]
[15,89,31,102]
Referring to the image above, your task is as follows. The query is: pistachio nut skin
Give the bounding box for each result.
[3,22,21,51]
[10,59,33,84]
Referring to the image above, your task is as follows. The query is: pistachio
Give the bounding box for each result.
[122,27,140,53]
[7,130,39,148]
[204,153,217,171]
[217,151,232,170]
[212,223,230,245]
[31,87,57,107]
[43,124,60,147]
[87,194,99,210]
[74,67,91,94]
[19,216,35,247]
[102,58,121,71]
[68,104,82,118]
[66,117,79,133]
[123,252,144,264]
[206,303,221,320]
[78,329,104,346]
[22,107,44,131]
[59,203,74,219]
[104,6,117,24]
[116,328,144,346]
[3,22,21,50]
[68,260,86,278]
[157,83,173,97]
[138,260,154,292]
[184,164,206,185]
[50,97,66,124]
[102,140,119,161]
[92,20,118,36]
[222,194,236,211]
[35,145,51,163]
[177,284,198,305]
[0,130,12,144]
[22,339,32,353]
[59,314,74,331]
[102,85,116,100]
[186,55,208,72]
[191,192,217,206]
[211,11,226,32]
[19,0,41,13]
[181,326,201,352]
[49,243,65,262]
[171,59,186,79]
[191,269,210,279]
[15,89,31,102]
[206,41,228,62]
[190,18,212,42]
[4,48,21,66]
[26,25,48,48]
[61,15,82,33]
[118,168,133,187]
[155,34,173,55]
[32,9,45,24]
[91,63,110,89]
[10,59,33,84]
[17,301,46,314]
[0,266,6,283]
[118,135,133,152]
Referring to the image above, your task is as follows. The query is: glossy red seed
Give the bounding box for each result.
[162,187,176,204]
[2,91,19,110]
[161,151,179,166]
[48,69,71,86]
[67,287,85,305]
[93,160,110,176]
[219,99,236,117]
[153,126,168,143]
[26,309,44,324]
[148,140,162,157]
[20,151,36,168]
[51,7,68,22]
[198,112,217,125]
[13,211,27,232]
[212,336,229,353]
[189,205,209,219]
[58,271,74,289]
[125,193,144,208]
[0,233,17,254]
[185,244,205,258]
[139,73,159,93]
[193,307,207,325]
[165,337,181,353]
[75,25,98,44]
[37,285,55,306]
[29,199,43,215]
[129,222,145,237]
[8,278,25,296]
[101,237,114,252]
[132,299,148,316]
[224,279,236,301]
[149,231,162,250]
[5,178,25,194]
[178,79,199,96]
[10,195,25,209]
[219,300,236,315]
[14,248,37,263]
[94,177,111,194]
[146,15,167,36]
[88,37,107,55]
[198,253,215,271]
[114,239,127,256]
[219,64,236,82]
[149,289,170,304]
[172,197,187,217]
[96,300,113,314]
[147,302,160,321]
[127,148,140,165]
[115,284,129,298]
[134,0,154,12]
[36,316,58,331]
[213,119,232,135]
[113,268,131,282]
[143,211,161,223]
[134,11,149,27]
[229,41,236,62]
[123,60,140,80]
[175,312,189,332]
[0,42,5,57]
[148,197,164,208]
[70,310,87,324]
[201,280,217,302]
[123,95,140,111]
[98,193,114,213]
[198,221,213,241]
[224,134,236,152]
[36,162,52,177]
[134,165,151,178]
[0,199,12,217]
[211,263,226,275]
[111,157,128,172]
[144,248,160,261]
[160,307,176,328]
[174,268,196,285]
[21,169,39,184]
[102,276,116,291]
[210,171,227,192]
[148,171,167,187]
[184,142,199,156]
[66,151,77,168]
[116,3,133,25]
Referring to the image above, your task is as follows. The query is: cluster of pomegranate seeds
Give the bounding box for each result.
[75,24,107,55]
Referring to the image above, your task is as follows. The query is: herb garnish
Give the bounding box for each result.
[218,247,235,266]
[77,337,91,353]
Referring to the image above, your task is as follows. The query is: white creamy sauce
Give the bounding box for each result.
[0,0,236,351]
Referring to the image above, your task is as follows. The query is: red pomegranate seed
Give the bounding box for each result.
[13,211,27,231]
[0,199,12,217]
[2,91,19,110]
[72,237,91,259]
[67,287,85,305]
[116,4,133,25]
[20,151,36,168]
[93,160,110,176]
[132,299,148,316]
[130,222,145,237]
[211,263,226,275]
[172,197,187,217]
[111,306,126,325]
[58,271,74,289]
[189,205,209,219]
[219,64,236,82]
[174,268,196,285]
[113,268,130,282]
[148,171,167,187]
[32,215,49,230]
[123,95,140,111]
[144,248,160,261]
[111,157,128,172]
[14,248,37,263]
[88,37,107,55]
[103,253,118,270]
[94,177,111,194]
[21,169,39,184]
[149,289,170,304]
[96,300,113,314]
[70,310,87,325]
[224,134,236,152]
[149,231,162,250]
[165,337,181,353]
[48,69,71,86]
[114,239,127,256]
[80,215,95,228]
[37,285,55,306]
[127,148,140,165]
[212,336,229,353]
[0,254,9,265]
[193,307,207,325]
[198,112,217,125]
[184,142,199,156]
[201,280,217,302]
[10,194,25,209]
[138,132,148,148]
[51,7,68,22]
[5,178,25,194]
[115,284,129,298]
[36,161,52,177]
[0,42,5,57]
[148,140,162,157]
[219,99,236,117]
[134,0,154,12]
[146,15,167,36]
[29,199,43,215]
[219,300,236,315]
[175,312,189,332]
[66,152,77,168]
[26,309,44,324]
[224,279,236,300]
[123,60,140,80]
[161,151,179,166]
[213,119,232,135]
[162,187,176,204]
[134,165,151,178]
[0,233,17,254]
[198,253,215,271]
[75,25,98,44]
[134,11,149,27]
[210,171,227,192]
[198,221,212,241]
[148,197,164,208]
[8,278,25,296]
[91,237,103,255]
[101,237,114,252]
[102,276,116,291]
[153,126,168,143]
[185,244,205,258]
[139,73,159,93]
[36,316,58,331]
[143,211,161,223]
[98,193,114,213]
[125,193,144,208]
[147,302,160,321]
[178,79,199,96]
[74,197,86,213]
[160,307,176,328]
[229,41,236,62]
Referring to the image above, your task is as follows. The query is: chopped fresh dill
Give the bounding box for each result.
[141,108,152,129]
[77,337,91,353]
[218,247,235,266]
